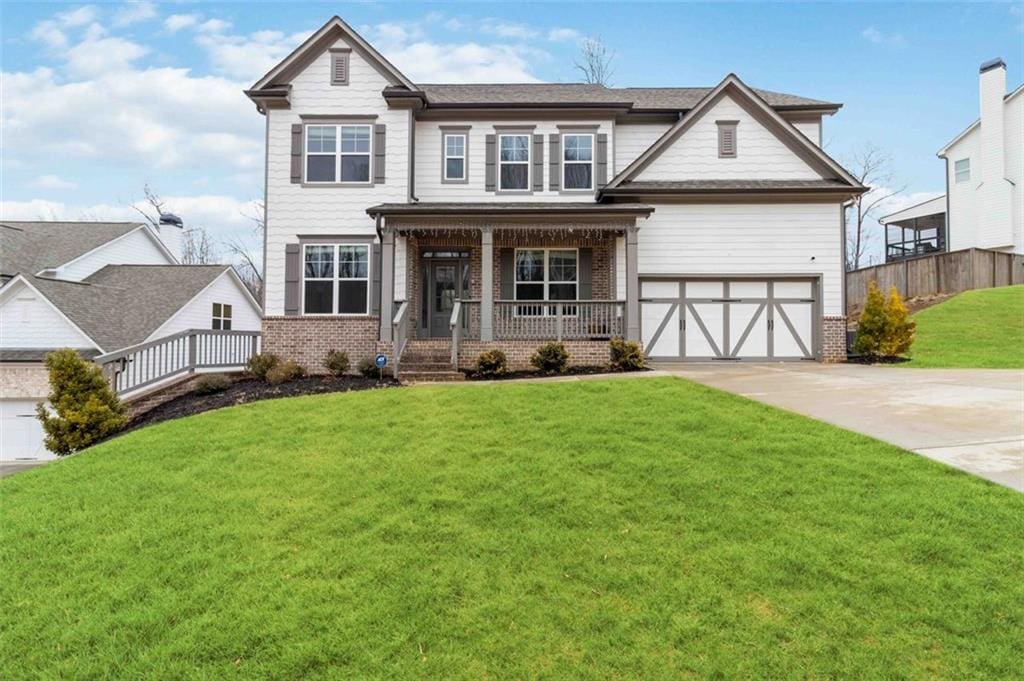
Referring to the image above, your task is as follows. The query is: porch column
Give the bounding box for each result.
[625,225,640,342]
[480,226,494,341]
[379,224,395,342]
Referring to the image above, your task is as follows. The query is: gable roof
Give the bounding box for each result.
[603,74,864,194]
[0,221,148,276]
[249,15,417,93]
[25,265,232,352]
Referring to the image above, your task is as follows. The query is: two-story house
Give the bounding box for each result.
[245,16,865,378]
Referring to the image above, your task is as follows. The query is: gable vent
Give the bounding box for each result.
[330,50,350,86]
[717,120,738,158]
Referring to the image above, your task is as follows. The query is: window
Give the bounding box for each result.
[302,244,370,315]
[305,124,371,184]
[717,120,738,158]
[212,303,232,330]
[514,249,578,315]
[955,158,970,184]
[499,134,530,190]
[562,134,594,190]
[443,133,466,181]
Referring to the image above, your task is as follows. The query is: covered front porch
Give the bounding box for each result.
[369,203,651,372]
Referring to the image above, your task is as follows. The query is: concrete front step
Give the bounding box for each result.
[400,370,466,382]
[400,361,453,371]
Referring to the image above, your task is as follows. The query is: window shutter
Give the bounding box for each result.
[371,243,382,316]
[331,53,349,85]
[717,121,737,158]
[290,124,303,184]
[485,134,496,191]
[595,134,608,188]
[532,134,544,192]
[374,124,386,184]
[578,248,593,299]
[284,244,301,315]
[500,249,514,299]
[548,134,560,191]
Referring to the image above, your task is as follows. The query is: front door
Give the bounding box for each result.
[429,262,459,337]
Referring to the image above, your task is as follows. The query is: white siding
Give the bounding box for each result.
[945,128,980,251]
[413,119,614,202]
[1004,92,1023,252]
[0,281,97,350]
[264,36,409,315]
[790,119,821,146]
[637,94,826,181]
[56,227,172,281]
[615,123,670,174]
[636,202,845,315]
[146,272,262,340]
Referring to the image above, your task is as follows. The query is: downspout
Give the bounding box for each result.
[408,108,418,203]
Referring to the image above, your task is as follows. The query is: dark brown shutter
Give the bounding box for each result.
[500,249,514,299]
[373,124,386,184]
[549,134,561,191]
[371,243,382,316]
[578,248,593,299]
[532,134,544,192]
[485,134,496,191]
[284,244,301,315]
[595,134,608,188]
[290,124,303,184]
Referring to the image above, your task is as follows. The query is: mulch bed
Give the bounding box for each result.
[127,375,399,432]
[462,366,650,381]
[845,355,911,365]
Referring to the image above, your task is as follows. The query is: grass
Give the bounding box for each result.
[903,285,1024,368]
[2,378,1022,679]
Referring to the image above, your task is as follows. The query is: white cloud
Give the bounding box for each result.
[112,1,157,28]
[57,5,99,28]
[480,19,538,40]
[65,36,148,77]
[861,27,905,47]
[29,21,68,49]
[197,18,232,33]
[164,13,200,33]
[444,17,465,31]
[32,175,79,190]
[194,28,309,82]
[547,28,581,43]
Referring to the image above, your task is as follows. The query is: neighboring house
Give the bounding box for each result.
[244,15,865,378]
[0,220,262,461]
[881,58,1023,263]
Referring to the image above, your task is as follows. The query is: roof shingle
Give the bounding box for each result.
[0,221,146,276]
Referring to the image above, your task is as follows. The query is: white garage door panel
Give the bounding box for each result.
[729,303,768,357]
[641,302,680,357]
[641,281,679,298]
[687,303,725,357]
[1,400,52,462]
[774,302,814,358]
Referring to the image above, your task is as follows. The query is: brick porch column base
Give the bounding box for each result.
[822,315,847,363]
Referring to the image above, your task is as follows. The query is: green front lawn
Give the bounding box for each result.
[903,285,1024,368]
[2,379,1022,679]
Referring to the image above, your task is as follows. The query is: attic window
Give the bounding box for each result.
[330,49,350,86]
[717,120,738,158]
[212,303,232,330]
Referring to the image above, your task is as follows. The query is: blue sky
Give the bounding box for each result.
[2,1,1022,264]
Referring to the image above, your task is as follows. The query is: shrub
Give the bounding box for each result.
[854,281,917,358]
[265,361,306,386]
[323,350,351,377]
[530,342,570,374]
[246,352,280,382]
[475,349,509,378]
[35,349,127,456]
[194,373,231,395]
[357,358,380,378]
[609,339,646,371]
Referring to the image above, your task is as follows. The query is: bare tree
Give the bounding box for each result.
[224,199,265,299]
[574,37,615,86]
[130,183,218,265]
[844,143,906,271]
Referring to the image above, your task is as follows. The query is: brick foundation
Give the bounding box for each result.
[262,316,384,374]
[822,316,848,363]
[457,340,611,371]
[123,372,246,418]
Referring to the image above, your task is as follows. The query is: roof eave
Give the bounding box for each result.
[601,185,868,198]
[366,203,654,218]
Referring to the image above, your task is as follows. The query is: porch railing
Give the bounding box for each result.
[96,329,261,396]
[392,300,409,375]
[450,299,624,345]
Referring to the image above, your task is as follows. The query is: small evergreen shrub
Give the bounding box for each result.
[475,349,509,378]
[854,281,917,357]
[36,349,127,456]
[530,342,570,374]
[609,339,646,371]
[358,358,379,378]
[194,373,230,395]
[265,361,305,386]
[246,352,280,381]
[323,350,351,377]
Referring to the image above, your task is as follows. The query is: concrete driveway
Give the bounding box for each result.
[664,363,1024,492]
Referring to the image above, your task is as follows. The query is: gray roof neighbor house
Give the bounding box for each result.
[0,221,145,277]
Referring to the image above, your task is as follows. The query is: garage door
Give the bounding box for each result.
[641,278,818,361]
[1,400,53,462]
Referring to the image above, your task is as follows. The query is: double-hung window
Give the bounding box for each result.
[305,124,372,183]
[514,249,578,316]
[499,134,530,190]
[303,244,370,315]
[954,158,970,184]
[562,134,594,190]
[211,303,232,330]
[443,133,467,181]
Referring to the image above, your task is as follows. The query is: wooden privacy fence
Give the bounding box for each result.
[846,248,1024,312]
[95,329,261,396]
